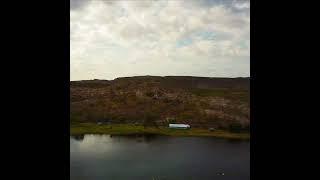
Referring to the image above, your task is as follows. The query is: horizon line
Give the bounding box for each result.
[70,75,250,81]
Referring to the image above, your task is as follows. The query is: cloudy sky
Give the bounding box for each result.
[70,0,250,80]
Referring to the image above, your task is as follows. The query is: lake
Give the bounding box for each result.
[70,134,250,180]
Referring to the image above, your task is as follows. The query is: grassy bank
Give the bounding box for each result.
[70,123,250,140]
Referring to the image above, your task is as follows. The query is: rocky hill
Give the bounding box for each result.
[70,76,250,130]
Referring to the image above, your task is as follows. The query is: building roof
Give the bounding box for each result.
[169,124,190,128]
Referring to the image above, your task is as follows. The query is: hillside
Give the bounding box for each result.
[70,76,250,131]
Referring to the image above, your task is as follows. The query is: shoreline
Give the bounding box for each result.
[71,123,250,140]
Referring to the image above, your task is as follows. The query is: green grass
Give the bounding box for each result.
[70,123,250,140]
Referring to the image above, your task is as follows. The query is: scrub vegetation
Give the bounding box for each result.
[70,76,250,139]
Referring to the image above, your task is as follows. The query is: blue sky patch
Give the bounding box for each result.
[176,37,193,48]
[176,31,215,48]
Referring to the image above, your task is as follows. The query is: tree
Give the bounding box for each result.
[229,123,243,133]
[142,112,159,129]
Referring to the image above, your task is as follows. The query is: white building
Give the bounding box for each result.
[169,124,190,129]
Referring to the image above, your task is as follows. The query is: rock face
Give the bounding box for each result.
[70,76,250,129]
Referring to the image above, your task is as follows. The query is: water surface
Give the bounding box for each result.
[70,134,249,180]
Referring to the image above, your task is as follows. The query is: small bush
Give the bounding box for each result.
[229,123,246,133]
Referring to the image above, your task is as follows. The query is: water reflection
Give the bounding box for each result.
[110,134,159,143]
[226,138,249,143]
[70,134,250,180]
[71,134,84,141]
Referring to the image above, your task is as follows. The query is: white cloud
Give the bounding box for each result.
[70,0,250,80]
[232,0,250,10]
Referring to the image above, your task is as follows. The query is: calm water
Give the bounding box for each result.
[70,134,250,180]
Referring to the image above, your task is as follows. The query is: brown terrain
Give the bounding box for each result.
[70,76,250,130]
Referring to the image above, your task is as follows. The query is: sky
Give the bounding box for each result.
[70,0,250,80]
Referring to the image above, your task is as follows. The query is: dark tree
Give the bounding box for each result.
[143,112,159,129]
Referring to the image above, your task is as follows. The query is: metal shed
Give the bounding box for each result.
[169,124,190,129]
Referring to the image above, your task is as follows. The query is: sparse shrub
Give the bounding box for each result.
[145,91,154,97]
[229,123,244,133]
